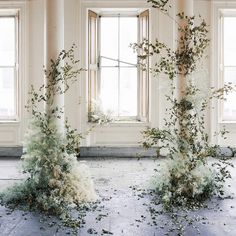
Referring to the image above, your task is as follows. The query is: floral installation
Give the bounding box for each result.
[0,45,97,226]
[132,0,236,209]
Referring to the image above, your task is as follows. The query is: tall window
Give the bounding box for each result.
[100,16,138,118]
[0,12,18,120]
[88,10,149,121]
[220,13,236,121]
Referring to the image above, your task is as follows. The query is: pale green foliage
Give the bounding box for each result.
[147,0,170,12]
[133,2,236,208]
[88,99,113,125]
[153,158,215,209]
[0,45,97,217]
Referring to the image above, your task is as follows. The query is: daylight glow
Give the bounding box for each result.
[100,16,138,118]
[0,17,16,118]
[223,17,236,121]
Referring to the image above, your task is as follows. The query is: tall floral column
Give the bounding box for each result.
[45,0,65,133]
[0,0,97,223]
[175,0,194,152]
[176,0,193,98]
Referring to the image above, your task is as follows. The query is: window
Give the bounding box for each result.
[0,11,18,120]
[88,9,149,121]
[220,11,236,121]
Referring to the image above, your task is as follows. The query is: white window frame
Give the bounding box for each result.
[0,1,28,147]
[219,10,236,122]
[87,8,149,123]
[0,10,19,121]
[98,13,139,121]
[211,1,236,146]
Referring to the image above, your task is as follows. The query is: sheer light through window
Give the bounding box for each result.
[0,15,18,120]
[88,10,149,122]
[222,16,236,121]
[99,16,138,118]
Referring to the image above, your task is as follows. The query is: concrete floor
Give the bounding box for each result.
[0,157,236,236]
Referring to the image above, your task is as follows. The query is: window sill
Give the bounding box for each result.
[88,120,149,127]
[0,119,20,124]
[219,120,236,124]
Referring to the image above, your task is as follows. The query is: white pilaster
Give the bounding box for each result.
[177,0,193,17]
[176,0,193,98]
[45,0,65,132]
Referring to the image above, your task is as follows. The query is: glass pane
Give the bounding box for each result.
[100,57,118,67]
[120,17,137,65]
[0,17,15,66]
[100,17,118,66]
[224,17,236,66]
[224,67,236,84]
[100,68,118,116]
[89,17,97,65]
[119,68,137,116]
[0,68,16,118]
[223,67,236,120]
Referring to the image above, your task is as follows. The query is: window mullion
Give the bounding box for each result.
[118,15,120,117]
[98,15,101,101]
[15,14,19,119]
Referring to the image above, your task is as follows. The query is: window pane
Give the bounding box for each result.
[99,16,139,119]
[224,17,236,66]
[100,17,118,66]
[223,67,236,120]
[0,17,15,66]
[119,68,137,116]
[89,16,97,65]
[120,17,137,65]
[224,67,236,84]
[0,68,16,117]
[100,68,118,116]
[100,57,118,67]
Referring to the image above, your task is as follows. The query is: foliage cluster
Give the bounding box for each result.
[133,0,236,208]
[0,46,97,217]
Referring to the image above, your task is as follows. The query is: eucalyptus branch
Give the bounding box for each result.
[211,83,236,100]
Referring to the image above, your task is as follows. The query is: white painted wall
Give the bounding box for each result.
[0,0,236,148]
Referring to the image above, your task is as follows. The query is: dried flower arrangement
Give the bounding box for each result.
[0,46,97,225]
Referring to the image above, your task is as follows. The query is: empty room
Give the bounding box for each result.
[0,0,236,235]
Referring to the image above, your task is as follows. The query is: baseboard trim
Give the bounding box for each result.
[0,146,157,158]
[0,146,23,157]
[80,146,157,158]
[0,146,235,158]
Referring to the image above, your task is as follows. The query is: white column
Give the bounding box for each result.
[176,0,193,98]
[177,0,193,17]
[45,0,65,132]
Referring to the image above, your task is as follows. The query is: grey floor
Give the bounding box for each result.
[0,157,236,236]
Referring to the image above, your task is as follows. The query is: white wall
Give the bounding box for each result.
[1,0,236,148]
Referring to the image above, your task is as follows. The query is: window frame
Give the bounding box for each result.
[219,9,236,122]
[211,1,236,147]
[87,8,149,123]
[98,14,139,121]
[88,10,98,113]
[0,10,19,121]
